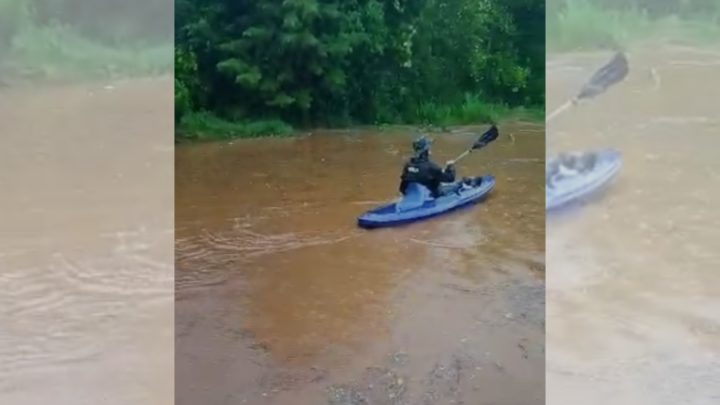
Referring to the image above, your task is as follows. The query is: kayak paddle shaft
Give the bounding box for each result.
[453,149,472,164]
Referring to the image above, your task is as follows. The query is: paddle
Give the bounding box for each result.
[546,51,629,123]
[449,125,499,165]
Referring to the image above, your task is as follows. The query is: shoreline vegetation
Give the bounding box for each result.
[175,0,546,141]
[175,104,545,143]
[176,0,720,141]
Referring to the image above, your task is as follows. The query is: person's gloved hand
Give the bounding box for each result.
[444,161,456,175]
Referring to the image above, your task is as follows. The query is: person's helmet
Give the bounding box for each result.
[412,135,432,155]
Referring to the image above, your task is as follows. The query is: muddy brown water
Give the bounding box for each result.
[547,45,720,404]
[0,79,174,404]
[176,124,545,404]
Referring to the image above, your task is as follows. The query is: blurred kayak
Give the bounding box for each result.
[546,149,622,210]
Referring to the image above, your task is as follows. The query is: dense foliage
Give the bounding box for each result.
[175,0,545,136]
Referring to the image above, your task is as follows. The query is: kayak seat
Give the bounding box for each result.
[462,176,483,187]
[396,183,431,212]
[547,152,599,188]
[439,182,463,196]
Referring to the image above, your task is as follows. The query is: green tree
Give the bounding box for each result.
[175,0,546,134]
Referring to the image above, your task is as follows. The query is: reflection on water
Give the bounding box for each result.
[547,46,720,404]
[176,125,545,404]
[0,79,174,405]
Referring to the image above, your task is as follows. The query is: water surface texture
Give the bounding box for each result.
[546,46,720,404]
[176,125,545,404]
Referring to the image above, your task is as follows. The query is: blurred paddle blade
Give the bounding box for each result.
[576,51,629,100]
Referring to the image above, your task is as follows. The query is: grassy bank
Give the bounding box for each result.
[176,112,294,142]
[176,101,543,142]
[548,0,720,51]
[413,96,544,128]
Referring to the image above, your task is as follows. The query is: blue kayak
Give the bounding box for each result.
[357,175,495,229]
[546,148,621,211]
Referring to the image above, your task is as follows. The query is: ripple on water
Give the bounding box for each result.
[0,229,172,382]
[176,227,358,292]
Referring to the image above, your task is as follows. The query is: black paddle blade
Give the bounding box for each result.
[472,125,499,149]
[576,52,629,100]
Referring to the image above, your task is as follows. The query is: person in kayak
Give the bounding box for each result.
[399,136,457,198]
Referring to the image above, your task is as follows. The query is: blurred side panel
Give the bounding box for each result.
[0,0,174,404]
[547,0,720,404]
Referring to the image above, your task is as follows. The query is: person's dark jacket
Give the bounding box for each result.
[399,154,456,197]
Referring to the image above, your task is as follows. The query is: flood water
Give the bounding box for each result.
[176,124,545,404]
[0,79,174,404]
[546,45,720,404]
